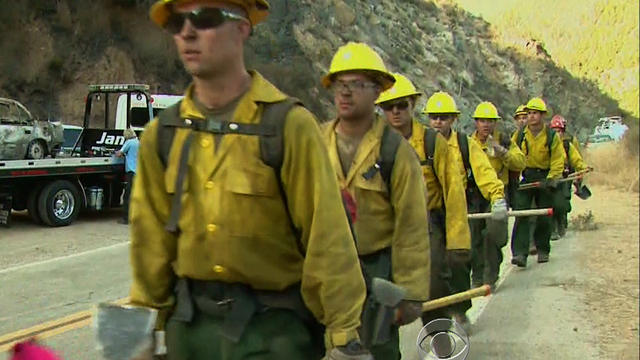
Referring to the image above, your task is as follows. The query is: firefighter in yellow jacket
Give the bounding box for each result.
[422,91,506,330]
[321,43,430,359]
[130,1,369,359]
[375,74,471,328]
[549,114,590,240]
[471,102,526,291]
[510,97,567,267]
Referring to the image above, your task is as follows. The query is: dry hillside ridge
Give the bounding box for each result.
[0,0,630,140]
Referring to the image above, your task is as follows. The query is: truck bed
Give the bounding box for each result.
[0,157,124,179]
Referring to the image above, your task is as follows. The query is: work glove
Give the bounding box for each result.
[395,300,423,326]
[540,178,558,189]
[490,198,508,220]
[447,249,471,265]
[492,143,508,158]
[323,340,373,360]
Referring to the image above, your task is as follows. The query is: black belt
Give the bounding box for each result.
[171,278,314,343]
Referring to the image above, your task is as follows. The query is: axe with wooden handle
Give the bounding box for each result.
[422,285,491,312]
[518,168,593,190]
[467,208,553,219]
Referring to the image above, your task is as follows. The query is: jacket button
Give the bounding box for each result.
[207,224,217,232]
[200,139,211,148]
[205,181,214,189]
[213,265,225,273]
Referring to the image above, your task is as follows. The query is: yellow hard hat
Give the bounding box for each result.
[375,73,422,104]
[473,101,501,120]
[149,0,270,27]
[514,105,527,116]
[525,97,548,113]
[322,42,395,91]
[422,91,460,114]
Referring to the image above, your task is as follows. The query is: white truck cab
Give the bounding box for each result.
[115,93,183,130]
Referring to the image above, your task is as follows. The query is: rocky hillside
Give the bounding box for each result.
[0,0,631,139]
[453,0,639,119]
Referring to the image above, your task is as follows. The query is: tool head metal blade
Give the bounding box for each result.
[93,303,157,360]
[371,278,406,307]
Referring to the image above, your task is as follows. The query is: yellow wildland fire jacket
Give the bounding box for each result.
[447,130,505,203]
[511,124,566,179]
[322,116,430,301]
[129,71,366,348]
[408,120,471,250]
[472,129,526,185]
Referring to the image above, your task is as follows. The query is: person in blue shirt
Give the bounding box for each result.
[116,128,139,224]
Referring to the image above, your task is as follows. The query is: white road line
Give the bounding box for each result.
[0,242,130,275]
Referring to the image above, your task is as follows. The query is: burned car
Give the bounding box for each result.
[0,97,64,160]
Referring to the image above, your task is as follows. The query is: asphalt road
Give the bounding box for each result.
[0,210,630,359]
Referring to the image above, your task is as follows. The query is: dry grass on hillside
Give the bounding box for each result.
[584,128,639,193]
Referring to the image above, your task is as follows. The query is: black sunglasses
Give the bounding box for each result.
[380,100,410,111]
[165,7,247,34]
[429,114,455,121]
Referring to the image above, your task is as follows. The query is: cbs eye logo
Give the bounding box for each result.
[416,318,470,359]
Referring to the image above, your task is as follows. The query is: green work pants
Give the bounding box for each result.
[471,212,508,286]
[511,169,559,257]
[553,181,572,235]
[359,249,400,360]
[449,191,487,316]
[422,209,454,325]
[166,308,321,360]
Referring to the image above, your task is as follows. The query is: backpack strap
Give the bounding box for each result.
[361,124,402,193]
[562,138,572,172]
[258,98,304,248]
[421,127,438,174]
[157,100,182,167]
[259,98,301,172]
[457,132,472,182]
[516,128,527,154]
[546,127,555,155]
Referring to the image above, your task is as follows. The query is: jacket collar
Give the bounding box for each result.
[326,114,387,186]
[179,70,288,122]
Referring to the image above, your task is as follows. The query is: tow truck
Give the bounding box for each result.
[0,84,154,227]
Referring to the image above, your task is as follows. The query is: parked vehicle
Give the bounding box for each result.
[59,124,83,156]
[0,98,64,160]
[584,133,615,150]
[115,93,182,131]
[593,116,628,141]
[0,84,154,227]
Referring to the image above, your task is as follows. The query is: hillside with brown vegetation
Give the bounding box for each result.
[0,0,632,141]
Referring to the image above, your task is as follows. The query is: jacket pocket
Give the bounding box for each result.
[225,167,278,197]
[353,174,390,218]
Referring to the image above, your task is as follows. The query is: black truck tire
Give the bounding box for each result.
[27,184,45,224]
[37,180,81,226]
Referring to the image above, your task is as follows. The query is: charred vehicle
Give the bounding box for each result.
[0,98,64,160]
[0,84,154,227]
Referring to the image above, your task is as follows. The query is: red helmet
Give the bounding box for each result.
[550,114,566,130]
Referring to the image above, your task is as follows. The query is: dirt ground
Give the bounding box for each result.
[570,185,639,358]
[0,209,128,271]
